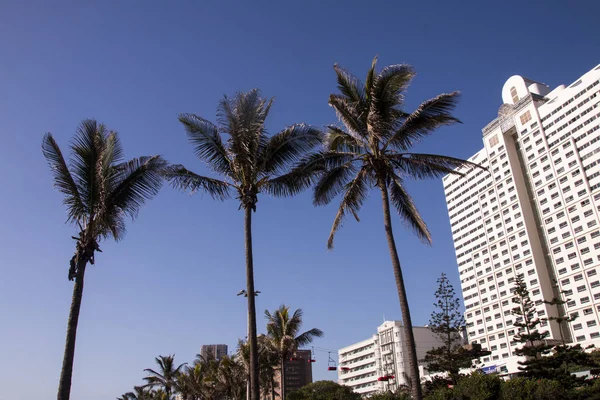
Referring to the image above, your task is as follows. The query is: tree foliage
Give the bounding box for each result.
[423,273,473,383]
[264,305,324,399]
[510,274,553,376]
[287,380,361,400]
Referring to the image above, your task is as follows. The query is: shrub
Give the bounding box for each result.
[499,377,568,400]
[452,372,501,400]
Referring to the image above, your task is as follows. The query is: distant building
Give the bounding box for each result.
[338,321,443,396]
[272,349,313,400]
[200,344,228,361]
[443,63,600,375]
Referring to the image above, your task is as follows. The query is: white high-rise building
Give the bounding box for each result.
[443,64,600,375]
[337,321,442,396]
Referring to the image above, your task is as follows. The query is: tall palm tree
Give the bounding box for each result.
[143,355,187,397]
[310,58,482,400]
[43,120,166,400]
[264,305,324,399]
[165,89,322,400]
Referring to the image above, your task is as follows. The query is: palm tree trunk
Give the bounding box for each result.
[244,207,260,400]
[377,180,423,400]
[279,359,285,400]
[271,376,275,400]
[57,259,87,400]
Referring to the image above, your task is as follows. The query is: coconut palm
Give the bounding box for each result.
[237,336,280,400]
[43,120,166,400]
[310,58,482,399]
[143,355,186,397]
[117,386,160,400]
[264,305,324,399]
[165,89,322,400]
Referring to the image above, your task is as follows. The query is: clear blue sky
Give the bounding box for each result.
[1,1,599,398]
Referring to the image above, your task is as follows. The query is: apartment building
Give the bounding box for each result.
[443,63,600,374]
[199,344,228,361]
[338,321,442,396]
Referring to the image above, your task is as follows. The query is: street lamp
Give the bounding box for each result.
[237,289,261,297]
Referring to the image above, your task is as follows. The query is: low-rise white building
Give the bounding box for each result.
[338,321,443,396]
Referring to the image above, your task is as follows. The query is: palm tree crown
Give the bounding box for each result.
[265,305,324,357]
[309,57,480,247]
[43,120,166,252]
[165,89,322,209]
[143,355,186,396]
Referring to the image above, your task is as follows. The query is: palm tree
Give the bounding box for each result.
[43,120,166,400]
[143,355,187,397]
[165,89,322,400]
[310,58,482,400]
[117,386,158,400]
[264,305,324,399]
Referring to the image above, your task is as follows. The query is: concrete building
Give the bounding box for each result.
[443,63,600,375]
[200,344,228,361]
[272,349,313,400]
[338,321,443,396]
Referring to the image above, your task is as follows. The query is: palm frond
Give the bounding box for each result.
[69,119,104,216]
[328,94,368,139]
[313,162,358,206]
[327,168,369,249]
[389,153,485,179]
[178,113,233,175]
[163,164,231,200]
[42,133,86,223]
[388,173,431,244]
[333,63,365,104]
[101,131,125,180]
[295,328,324,347]
[260,124,322,175]
[102,156,166,228]
[368,64,415,139]
[364,56,378,104]
[265,150,358,198]
[325,125,364,152]
[386,92,461,151]
[262,169,315,198]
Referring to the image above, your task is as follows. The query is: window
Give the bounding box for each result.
[489,135,499,148]
[520,110,532,125]
[511,87,519,103]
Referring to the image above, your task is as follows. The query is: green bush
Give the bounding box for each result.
[424,387,453,400]
[423,373,600,400]
[499,377,568,400]
[452,372,501,400]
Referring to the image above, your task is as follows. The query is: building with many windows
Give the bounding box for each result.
[337,321,442,396]
[443,63,600,374]
[199,344,228,361]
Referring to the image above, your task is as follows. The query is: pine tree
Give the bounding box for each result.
[423,273,480,384]
[511,274,553,377]
[543,281,577,345]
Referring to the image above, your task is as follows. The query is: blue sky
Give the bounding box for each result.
[1,1,599,399]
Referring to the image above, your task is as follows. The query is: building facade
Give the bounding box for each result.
[272,349,313,400]
[199,344,228,361]
[443,64,600,374]
[338,321,443,396]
